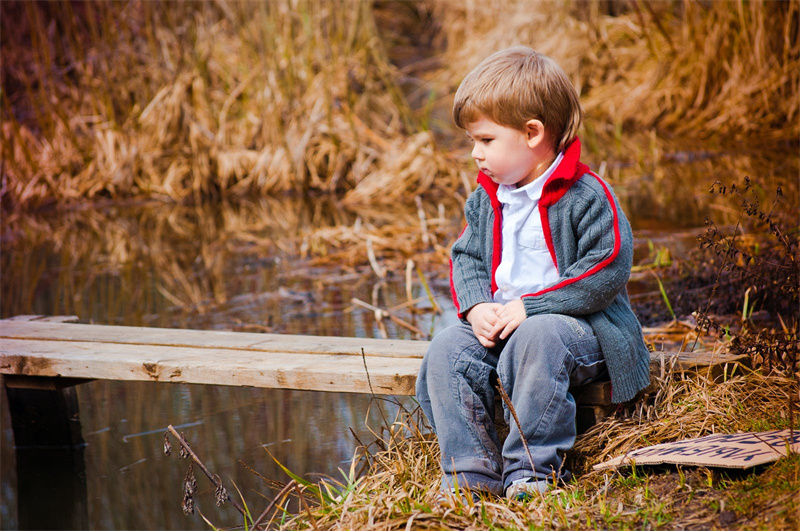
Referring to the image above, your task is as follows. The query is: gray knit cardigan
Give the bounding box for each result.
[449,138,650,403]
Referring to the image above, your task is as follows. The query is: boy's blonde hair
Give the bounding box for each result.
[453,46,582,153]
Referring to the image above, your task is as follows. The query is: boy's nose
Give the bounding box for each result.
[472,144,484,161]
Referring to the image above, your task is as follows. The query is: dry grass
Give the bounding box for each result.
[0,0,465,210]
[435,0,799,146]
[272,363,799,530]
[2,1,797,214]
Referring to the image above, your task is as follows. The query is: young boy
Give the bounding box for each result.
[416,46,650,500]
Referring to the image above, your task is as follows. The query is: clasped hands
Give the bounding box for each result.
[465,299,527,348]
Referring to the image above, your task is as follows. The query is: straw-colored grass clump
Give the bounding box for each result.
[278,366,799,530]
[436,0,799,146]
[1,0,464,210]
[2,0,797,214]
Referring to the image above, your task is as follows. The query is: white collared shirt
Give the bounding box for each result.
[493,152,563,304]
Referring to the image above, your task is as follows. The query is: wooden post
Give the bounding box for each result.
[4,375,89,530]
[4,376,87,447]
[14,445,89,530]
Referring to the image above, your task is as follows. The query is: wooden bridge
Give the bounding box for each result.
[1,314,749,446]
[0,315,422,396]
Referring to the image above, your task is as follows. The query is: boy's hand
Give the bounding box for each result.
[466,303,503,348]
[491,299,527,340]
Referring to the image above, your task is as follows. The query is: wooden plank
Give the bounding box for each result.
[0,338,419,395]
[573,381,613,406]
[575,350,749,406]
[0,321,428,359]
[0,320,749,398]
[650,349,748,369]
[574,379,660,406]
[5,385,84,447]
[649,349,750,381]
[1,315,79,323]
[2,315,46,322]
[37,315,80,323]
[576,405,617,434]
[0,321,748,367]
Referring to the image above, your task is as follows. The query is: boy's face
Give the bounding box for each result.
[465,116,543,188]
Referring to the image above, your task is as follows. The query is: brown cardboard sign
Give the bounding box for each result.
[594,430,800,470]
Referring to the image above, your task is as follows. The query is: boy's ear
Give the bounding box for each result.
[524,119,547,148]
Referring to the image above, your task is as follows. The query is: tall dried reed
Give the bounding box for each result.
[1,0,464,210]
[435,0,799,146]
[4,1,795,213]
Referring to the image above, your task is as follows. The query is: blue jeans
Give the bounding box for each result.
[416,314,606,495]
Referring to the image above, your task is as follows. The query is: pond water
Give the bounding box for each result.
[1,148,796,529]
[0,198,465,530]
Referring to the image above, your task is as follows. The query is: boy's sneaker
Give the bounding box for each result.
[504,477,551,501]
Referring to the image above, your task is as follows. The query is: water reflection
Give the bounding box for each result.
[586,144,799,230]
[1,197,459,529]
[2,197,358,326]
[2,378,423,529]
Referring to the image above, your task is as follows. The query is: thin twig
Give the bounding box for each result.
[415,195,430,247]
[238,460,287,491]
[250,479,297,530]
[495,380,539,485]
[692,207,746,352]
[389,296,428,312]
[362,347,391,431]
[348,426,373,461]
[365,237,386,279]
[405,259,414,305]
[294,483,320,531]
[166,425,249,518]
[265,484,298,530]
[415,263,441,314]
[351,297,427,336]
[361,347,375,397]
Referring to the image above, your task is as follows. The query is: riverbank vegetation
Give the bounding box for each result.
[268,369,799,530]
[2,0,797,214]
[3,0,797,314]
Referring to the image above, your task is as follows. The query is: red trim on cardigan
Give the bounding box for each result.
[540,207,558,272]
[539,145,590,274]
[524,170,621,298]
[539,139,585,209]
[477,172,503,296]
[449,258,460,316]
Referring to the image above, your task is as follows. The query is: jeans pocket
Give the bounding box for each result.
[570,357,607,387]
